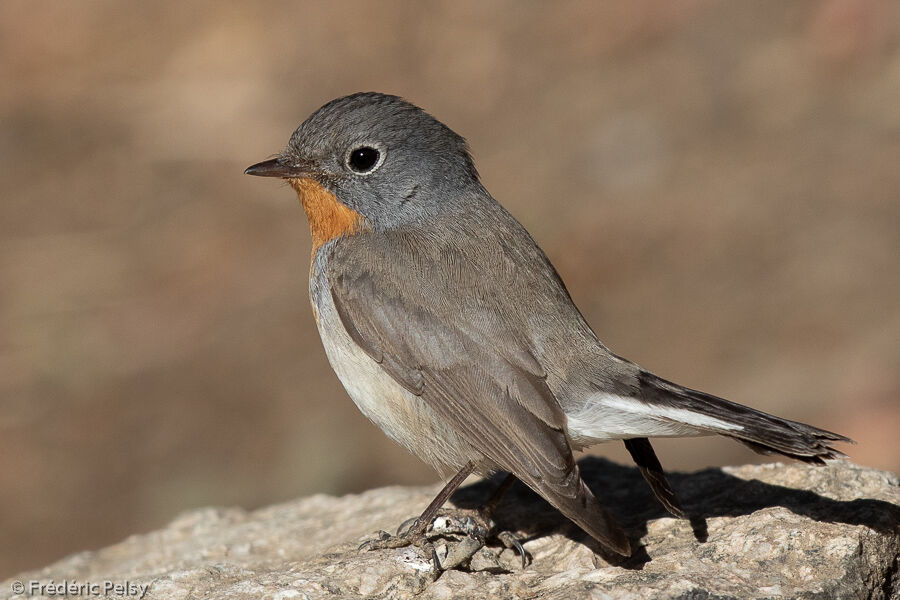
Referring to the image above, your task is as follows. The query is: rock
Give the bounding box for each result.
[3,459,898,599]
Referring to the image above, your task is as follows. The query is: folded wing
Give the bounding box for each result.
[327,237,630,555]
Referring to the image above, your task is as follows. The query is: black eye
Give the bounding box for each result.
[347,146,381,173]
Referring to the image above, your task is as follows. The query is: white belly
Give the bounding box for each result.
[312,287,478,476]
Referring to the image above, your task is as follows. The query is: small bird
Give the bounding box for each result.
[245,92,850,559]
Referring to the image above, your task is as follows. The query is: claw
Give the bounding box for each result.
[396,516,420,536]
[358,530,418,553]
[357,530,392,552]
[429,544,442,571]
[497,531,530,568]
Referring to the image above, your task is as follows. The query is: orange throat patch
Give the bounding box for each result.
[288,178,367,254]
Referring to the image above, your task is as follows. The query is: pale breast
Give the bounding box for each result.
[309,256,478,477]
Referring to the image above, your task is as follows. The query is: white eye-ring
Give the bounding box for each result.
[345,143,386,175]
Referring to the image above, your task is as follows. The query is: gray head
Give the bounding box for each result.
[245,93,481,229]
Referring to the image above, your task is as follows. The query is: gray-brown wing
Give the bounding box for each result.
[328,263,630,555]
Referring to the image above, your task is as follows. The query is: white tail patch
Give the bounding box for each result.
[565,393,743,445]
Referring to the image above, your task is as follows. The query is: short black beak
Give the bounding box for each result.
[244,157,304,178]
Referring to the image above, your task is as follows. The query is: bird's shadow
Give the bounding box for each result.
[448,457,900,569]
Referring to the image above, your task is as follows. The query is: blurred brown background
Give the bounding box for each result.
[2,0,898,577]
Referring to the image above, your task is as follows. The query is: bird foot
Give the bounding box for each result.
[359,508,529,571]
[435,508,530,567]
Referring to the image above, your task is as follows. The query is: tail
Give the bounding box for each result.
[537,465,632,556]
[639,371,853,465]
[518,460,632,556]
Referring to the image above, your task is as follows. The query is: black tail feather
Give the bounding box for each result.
[639,371,853,465]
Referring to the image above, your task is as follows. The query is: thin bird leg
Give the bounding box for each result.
[623,437,688,519]
[400,470,516,534]
[359,461,476,553]
[407,461,477,536]
[478,472,517,518]
[478,473,529,566]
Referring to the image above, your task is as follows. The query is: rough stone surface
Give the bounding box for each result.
[4,459,898,599]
